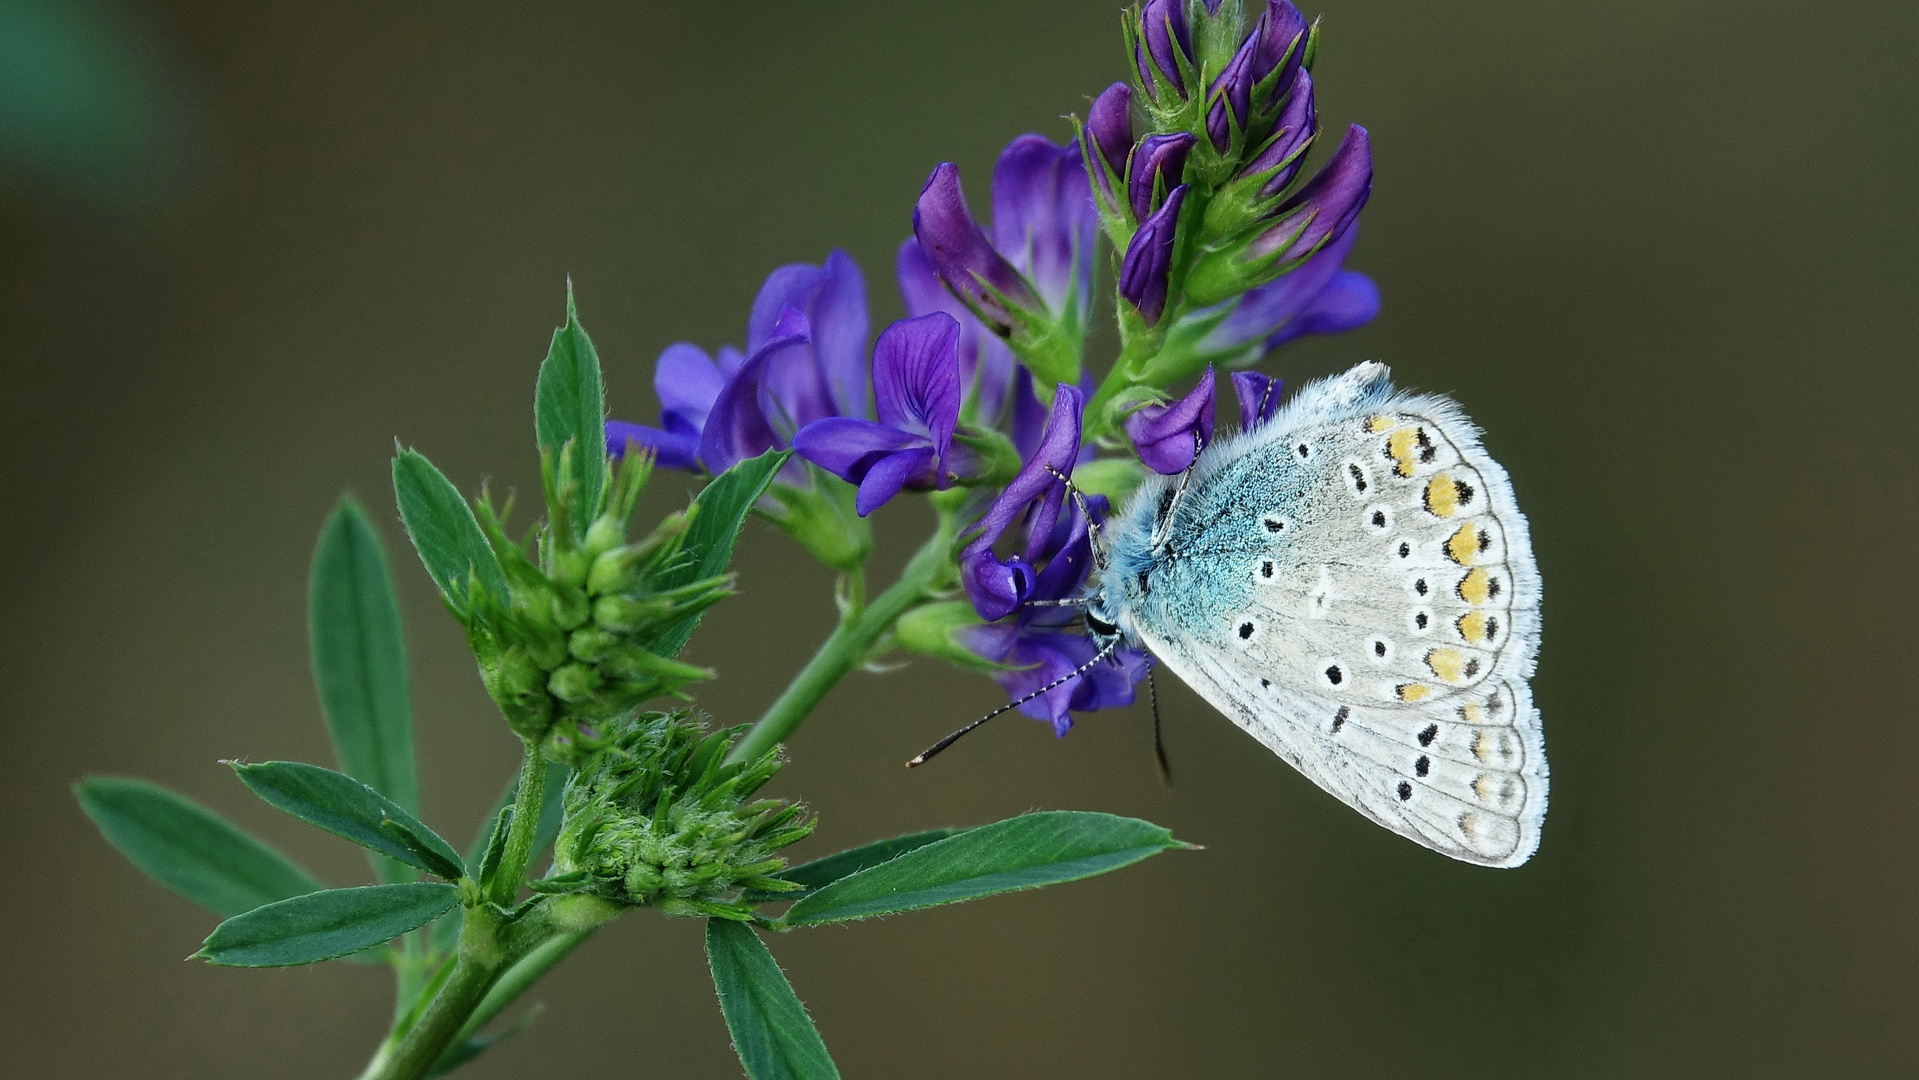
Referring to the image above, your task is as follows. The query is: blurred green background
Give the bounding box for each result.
[4,0,1916,1075]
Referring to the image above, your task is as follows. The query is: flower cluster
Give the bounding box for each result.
[549,711,813,920]
[602,0,1380,740]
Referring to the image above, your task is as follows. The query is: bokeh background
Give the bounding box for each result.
[4,0,1916,1075]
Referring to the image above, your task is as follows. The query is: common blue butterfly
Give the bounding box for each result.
[1087,362,1546,866]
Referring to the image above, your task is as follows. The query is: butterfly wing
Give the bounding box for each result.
[1121,363,1546,866]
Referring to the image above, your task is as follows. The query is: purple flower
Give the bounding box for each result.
[1205,22,1259,151]
[1231,370,1283,430]
[960,384,1084,621]
[1119,183,1188,326]
[605,343,744,470]
[1083,82,1135,207]
[912,163,1043,336]
[1239,68,1316,197]
[1128,133,1195,225]
[897,239,1018,428]
[960,501,1148,734]
[792,313,970,516]
[1126,366,1216,474]
[1134,0,1193,99]
[608,252,870,477]
[1247,125,1373,266]
[1197,222,1379,354]
[904,135,1098,407]
[1250,2,1311,106]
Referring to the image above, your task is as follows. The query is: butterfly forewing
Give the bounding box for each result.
[1107,362,1546,866]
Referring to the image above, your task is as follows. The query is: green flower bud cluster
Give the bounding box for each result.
[465,445,732,751]
[549,711,814,920]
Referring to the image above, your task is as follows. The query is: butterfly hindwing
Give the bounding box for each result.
[1103,362,1547,866]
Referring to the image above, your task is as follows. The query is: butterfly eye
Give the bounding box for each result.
[1085,611,1119,637]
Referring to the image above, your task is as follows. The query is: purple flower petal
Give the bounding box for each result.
[747,265,823,353]
[810,251,872,420]
[1085,82,1134,199]
[1206,22,1259,151]
[913,163,1041,335]
[654,343,729,433]
[1119,183,1189,326]
[992,135,1098,319]
[1240,68,1316,197]
[791,416,924,479]
[1231,371,1284,430]
[1266,269,1380,348]
[961,384,1084,620]
[1126,366,1217,474]
[897,238,1016,427]
[1128,133,1195,225]
[1251,125,1372,265]
[1137,0,1192,98]
[872,312,962,455]
[1209,220,1360,348]
[697,335,810,475]
[1252,1,1311,100]
[756,333,838,437]
[852,445,937,516]
[606,420,701,471]
[742,252,872,421]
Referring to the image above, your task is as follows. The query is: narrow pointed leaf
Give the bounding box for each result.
[197,882,459,967]
[310,499,419,885]
[75,777,323,916]
[742,828,961,903]
[779,811,1186,927]
[651,449,790,656]
[535,286,608,534]
[392,448,510,616]
[705,919,840,1080]
[231,761,464,880]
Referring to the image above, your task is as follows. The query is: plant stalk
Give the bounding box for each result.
[729,512,959,764]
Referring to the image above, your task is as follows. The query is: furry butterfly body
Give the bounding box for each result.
[1089,362,1547,866]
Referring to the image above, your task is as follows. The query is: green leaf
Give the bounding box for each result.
[231,761,464,881]
[310,499,420,887]
[75,777,323,916]
[705,919,840,1080]
[197,882,459,967]
[651,449,790,657]
[392,448,509,617]
[779,812,1187,927]
[742,828,961,903]
[534,284,607,533]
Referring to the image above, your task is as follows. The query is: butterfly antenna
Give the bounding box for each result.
[1148,433,1205,551]
[907,639,1120,767]
[1045,465,1107,568]
[1149,664,1172,787]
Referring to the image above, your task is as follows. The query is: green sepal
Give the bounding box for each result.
[533,283,608,538]
[892,601,1008,675]
[392,448,511,618]
[761,470,870,574]
[195,882,460,967]
[230,761,464,881]
[777,811,1188,927]
[705,919,841,1080]
[75,777,324,917]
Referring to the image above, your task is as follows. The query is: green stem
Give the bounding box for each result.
[489,746,549,907]
[359,908,533,1080]
[729,512,959,764]
[439,929,595,1055]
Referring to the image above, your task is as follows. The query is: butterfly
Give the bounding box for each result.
[1086,361,1546,867]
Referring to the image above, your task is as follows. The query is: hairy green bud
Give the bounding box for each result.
[553,712,813,919]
